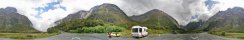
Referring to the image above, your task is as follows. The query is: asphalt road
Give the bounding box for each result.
[0,32,242,40]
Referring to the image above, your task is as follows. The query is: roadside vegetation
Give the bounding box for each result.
[209,31,244,39]
[0,32,59,39]
[0,27,59,39]
[48,19,125,33]
[69,24,124,33]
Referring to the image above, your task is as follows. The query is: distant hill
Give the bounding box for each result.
[183,20,205,31]
[202,7,244,32]
[130,9,180,32]
[0,7,39,33]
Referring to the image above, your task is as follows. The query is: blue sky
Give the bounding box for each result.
[35,0,66,18]
[205,0,218,10]
[191,14,199,19]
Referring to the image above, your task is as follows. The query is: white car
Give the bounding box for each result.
[131,26,148,37]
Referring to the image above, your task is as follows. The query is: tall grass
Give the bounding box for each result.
[0,33,60,39]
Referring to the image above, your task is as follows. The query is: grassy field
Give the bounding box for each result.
[210,32,244,39]
[0,33,60,39]
[223,33,244,39]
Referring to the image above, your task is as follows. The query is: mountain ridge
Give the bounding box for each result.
[202,7,244,32]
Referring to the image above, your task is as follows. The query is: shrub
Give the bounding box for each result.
[52,19,104,32]
[69,30,79,33]
[221,31,226,36]
[80,24,124,33]
[209,31,226,36]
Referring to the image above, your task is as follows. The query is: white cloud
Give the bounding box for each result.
[209,0,244,16]
[0,0,121,32]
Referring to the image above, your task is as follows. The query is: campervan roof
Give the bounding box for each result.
[132,26,142,28]
[132,26,148,29]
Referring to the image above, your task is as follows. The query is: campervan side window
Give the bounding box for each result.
[132,28,138,32]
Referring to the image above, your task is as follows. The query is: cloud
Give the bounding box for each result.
[0,0,121,32]
[117,0,244,25]
[0,0,243,32]
[208,0,244,16]
[34,0,66,18]
[117,0,210,25]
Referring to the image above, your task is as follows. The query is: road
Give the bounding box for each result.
[0,32,242,40]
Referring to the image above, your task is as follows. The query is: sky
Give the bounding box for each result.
[0,0,244,32]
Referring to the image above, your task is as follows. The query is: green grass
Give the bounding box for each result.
[224,33,244,39]
[0,33,60,39]
[210,31,244,39]
[120,30,131,36]
[148,29,169,34]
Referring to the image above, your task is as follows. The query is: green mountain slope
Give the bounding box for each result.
[86,3,131,24]
[59,3,131,24]
[0,7,39,33]
[51,3,132,32]
[130,9,180,33]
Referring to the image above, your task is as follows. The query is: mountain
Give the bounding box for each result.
[60,3,131,24]
[53,3,185,33]
[59,10,90,22]
[130,9,180,32]
[183,20,205,31]
[86,3,131,24]
[51,3,133,32]
[0,7,39,33]
[202,7,244,32]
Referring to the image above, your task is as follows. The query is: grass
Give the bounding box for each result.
[121,30,131,37]
[210,32,244,39]
[0,33,60,39]
[223,33,244,39]
[148,29,169,34]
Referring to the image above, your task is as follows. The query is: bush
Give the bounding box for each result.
[47,27,60,33]
[52,19,126,33]
[52,19,104,32]
[69,30,79,33]
[209,31,226,36]
[79,24,124,33]
[221,31,226,36]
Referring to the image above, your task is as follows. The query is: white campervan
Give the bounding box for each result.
[131,26,148,37]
